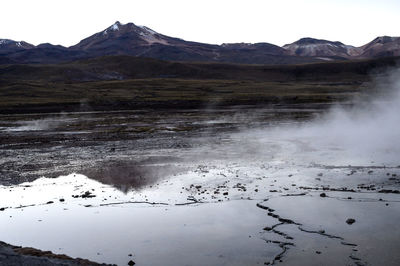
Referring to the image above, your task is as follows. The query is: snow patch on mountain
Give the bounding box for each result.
[138,25,157,35]
[103,22,121,35]
[137,26,169,45]
[0,39,12,45]
[111,23,119,31]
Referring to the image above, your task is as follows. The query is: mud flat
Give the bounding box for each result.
[0,106,399,265]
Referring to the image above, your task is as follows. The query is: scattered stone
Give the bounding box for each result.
[316,251,321,254]
[347,170,356,176]
[378,189,399,194]
[59,199,65,202]
[128,260,136,265]
[317,173,323,177]
[223,192,228,196]
[346,218,356,225]
[320,193,326,197]
[284,193,306,196]
[81,191,96,198]
[341,241,357,246]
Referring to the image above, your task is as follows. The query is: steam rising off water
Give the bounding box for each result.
[235,69,400,166]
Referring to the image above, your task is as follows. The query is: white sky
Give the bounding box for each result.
[1,0,399,47]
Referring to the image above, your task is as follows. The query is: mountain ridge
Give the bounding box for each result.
[1,21,399,64]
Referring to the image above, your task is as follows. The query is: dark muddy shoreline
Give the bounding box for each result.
[0,241,113,265]
[0,96,347,115]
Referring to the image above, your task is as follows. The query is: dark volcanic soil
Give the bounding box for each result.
[0,241,113,265]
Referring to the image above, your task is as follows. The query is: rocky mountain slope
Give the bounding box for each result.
[282,38,362,59]
[359,36,400,57]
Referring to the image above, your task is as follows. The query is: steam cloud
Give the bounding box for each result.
[238,67,400,166]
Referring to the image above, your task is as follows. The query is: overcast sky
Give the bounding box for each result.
[1,0,399,47]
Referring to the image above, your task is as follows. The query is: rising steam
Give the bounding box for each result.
[237,67,400,166]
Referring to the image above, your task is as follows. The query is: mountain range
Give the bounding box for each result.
[1,21,399,65]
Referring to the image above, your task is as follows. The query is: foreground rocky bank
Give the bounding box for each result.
[0,241,114,265]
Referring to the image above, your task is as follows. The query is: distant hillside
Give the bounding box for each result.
[1,55,398,84]
[0,55,398,114]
